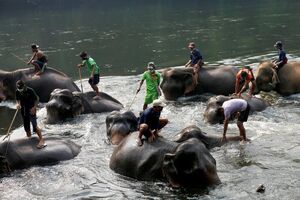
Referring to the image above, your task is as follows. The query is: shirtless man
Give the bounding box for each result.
[27,44,48,76]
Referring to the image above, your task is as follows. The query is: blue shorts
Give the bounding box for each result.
[88,74,100,85]
[33,60,46,72]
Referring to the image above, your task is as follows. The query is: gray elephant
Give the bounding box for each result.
[204,95,269,124]
[0,137,80,175]
[0,67,79,103]
[106,110,138,145]
[254,61,300,95]
[110,125,241,188]
[160,66,239,100]
[46,88,123,124]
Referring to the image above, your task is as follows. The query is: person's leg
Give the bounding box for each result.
[237,121,246,141]
[22,110,31,137]
[30,114,45,148]
[31,61,42,74]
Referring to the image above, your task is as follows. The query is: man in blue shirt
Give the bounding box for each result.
[136,99,168,146]
[185,42,204,85]
[273,41,288,71]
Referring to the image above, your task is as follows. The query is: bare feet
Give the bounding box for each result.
[26,132,32,137]
[93,95,101,100]
[36,139,47,149]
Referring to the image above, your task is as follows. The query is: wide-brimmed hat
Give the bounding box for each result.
[152,99,165,107]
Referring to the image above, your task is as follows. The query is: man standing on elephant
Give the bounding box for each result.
[273,41,288,71]
[15,80,46,149]
[136,62,162,110]
[234,66,255,98]
[217,98,250,144]
[185,42,204,85]
[27,44,48,76]
[77,51,101,99]
[136,99,168,146]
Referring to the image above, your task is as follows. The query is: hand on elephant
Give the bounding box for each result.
[149,131,156,142]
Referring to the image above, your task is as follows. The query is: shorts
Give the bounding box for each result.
[88,74,100,85]
[144,92,159,105]
[238,103,250,122]
[33,60,46,72]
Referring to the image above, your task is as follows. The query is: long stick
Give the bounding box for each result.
[78,67,84,92]
[3,109,19,141]
[127,93,137,110]
[10,53,27,64]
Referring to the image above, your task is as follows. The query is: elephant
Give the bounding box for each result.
[160,66,239,100]
[254,61,300,95]
[106,110,138,145]
[0,136,81,175]
[204,95,269,124]
[0,67,80,103]
[110,125,241,188]
[46,88,123,124]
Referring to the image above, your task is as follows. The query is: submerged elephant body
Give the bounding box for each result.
[160,66,239,100]
[255,61,300,95]
[0,137,80,174]
[110,126,225,188]
[46,88,123,124]
[204,95,269,124]
[0,67,79,103]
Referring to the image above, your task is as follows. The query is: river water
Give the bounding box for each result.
[0,1,300,199]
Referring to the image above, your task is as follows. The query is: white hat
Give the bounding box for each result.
[152,99,165,107]
[147,62,155,70]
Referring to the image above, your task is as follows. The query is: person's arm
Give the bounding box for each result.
[234,78,240,94]
[27,52,37,65]
[136,80,144,94]
[90,64,96,77]
[30,89,39,115]
[222,117,229,142]
[237,80,250,97]
[185,60,191,67]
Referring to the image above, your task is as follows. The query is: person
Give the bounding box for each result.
[272,41,288,71]
[77,51,101,99]
[234,66,255,98]
[136,62,161,110]
[27,44,48,76]
[15,80,46,149]
[136,99,168,146]
[217,98,250,144]
[185,42,204,85]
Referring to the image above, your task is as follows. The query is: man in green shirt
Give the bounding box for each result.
[77,51,100,99]
[136,62,161,110]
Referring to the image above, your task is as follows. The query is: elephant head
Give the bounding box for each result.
[254,61,279,94]
[162,138,221,188]
[106,111,138,145]
[160,67,196,100]
[46,89,83,124]
[0,72,18,103]
[203,95,231,124]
